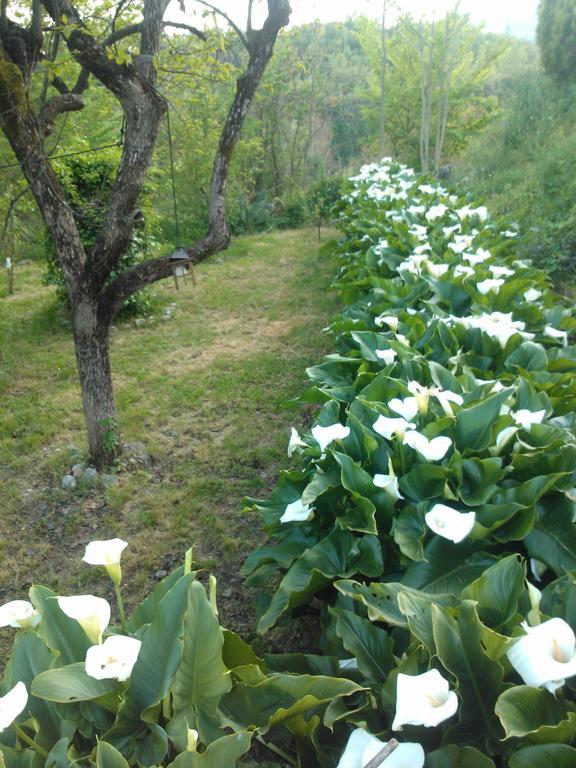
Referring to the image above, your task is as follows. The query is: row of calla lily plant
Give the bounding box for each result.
[242,159,576,766]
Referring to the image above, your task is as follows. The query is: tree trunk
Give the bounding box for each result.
[72,299,118,469]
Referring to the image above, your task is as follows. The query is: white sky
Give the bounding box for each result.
[168,0,538,39]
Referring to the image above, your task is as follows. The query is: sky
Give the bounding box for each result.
[167,0,539,40]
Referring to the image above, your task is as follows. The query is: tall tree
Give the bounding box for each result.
[0,0,290,467]
[537,0,576,82]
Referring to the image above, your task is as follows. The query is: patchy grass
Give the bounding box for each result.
[0,227,340,652]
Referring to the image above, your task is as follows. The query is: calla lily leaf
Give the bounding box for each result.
[32,663,120,703]
[508,744,576,768]
[426,745,496,768]
[496,686,576,744]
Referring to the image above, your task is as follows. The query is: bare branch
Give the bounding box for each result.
[191,0,249,50]
[42,92,84,135]
[163,21,207,41]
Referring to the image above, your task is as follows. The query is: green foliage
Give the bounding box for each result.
[537,0,576,82]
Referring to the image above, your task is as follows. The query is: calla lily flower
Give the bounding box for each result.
[311,423,350,451]
[392,670,458,730]
[0,682,28,732]
[450,312,534,347]
[413,243,431,255]
[0,600,40,629]
[83,539,128,586]
[287,427,307,457]
[375,348,397,365]
[425,504,476,543]
[489,265,515,278]
[374,314,399,331]
[512,409,546,431]
[477,278,504,295]
[426,262,449,278]
[463,248,492,266]
[389,397,418,421]
[409,224,428,241]
[336,728,425,768]
[407,204,425,215]
[523,288,542,302]
[453,264,475,278]
[544,325,568,346]
[506,618,576,694]
[373,415,416,440]
[280,498,314,524]
[403,431,452,461]
[457,205,488,221]
[490,425,518,456]
[373,460,404,502]
[443,224,462,238]
[85,635,142,682]
[419,184,436,195]
[57,595,110,644]
[407,382,463,417]
[425,204,448,222]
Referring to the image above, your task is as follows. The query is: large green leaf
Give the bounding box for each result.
[95,741,129,768]
[461,555,525,629]
[525,499,576,575]
[426,745,496,767]
[256,529,383,634]
[32,663,120,703]
[455,389,512,452]
[168,582,231,750]
[495,686,576,744]
[509,744,576,768]
[328,607,395,682]
[432,601,506,749]
[167,732,252,767]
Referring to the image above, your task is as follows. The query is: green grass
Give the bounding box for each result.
[0,227,340,643]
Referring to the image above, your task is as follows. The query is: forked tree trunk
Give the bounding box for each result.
[72,300,117,469]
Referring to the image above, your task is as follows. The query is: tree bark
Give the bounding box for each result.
[72,301,117,469]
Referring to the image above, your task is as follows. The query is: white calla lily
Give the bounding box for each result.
[407,382,463,417]
[287,427,307,457]
[374,314,399,331]
[544,326,568,346]
[85,635,142,681]
[477,278,504,295]
[336,728,425,768]
[373,415,416,440]
[280,498,314,524]
[57,595,111,643]
[489,265,515,278]
[373,460,403,502]
[453,264,475,278]
[0,682,28,732]
[425,504,476,543]
[403,431,452,461]
[418,184,437,195]
[425,204,448,222]
[388,397,418,421]
[426,261,449,278]
[512,409,546,431]
[83,538,128,586]
[0,600,40,629]
[311,423,350,451]
[506,618,576,694]
[523,288,542,302]
[463,249,492,266]
[375,348,397,365]
[392,670,458,730]
[449,312,534,347]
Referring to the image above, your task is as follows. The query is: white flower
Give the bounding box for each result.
[392,670,458,730]
[426,204,448,222]
[512,409,546,431]
[419,184,437,195]
[389,397,418,421]
[85,635,142,682]
[375,314,399,332]
[373,460,404,502]
[477,278,504,295]
[280,499,314,524]
[403,431,452,461]
[490,426,518,456]
[407,382,463,417]
[425,504,476,543]
[336,729,425,768]
[311,423,350,451]
[524,288,542,302]
[413,243,432,255]
[375,348,397,365]
[544,326,568,346]
[57,596,110,644]
[0,600,40,629]
[503,229,518,237]
[453,264,475,278]
[451,312,534,347]
[463,248,492,265]
[83,539,127,586]
[426,262,449,278]
[409,224,428,241]
[287,427,307,457]
[373,415,416,440]
[506,618,576,694]
[0,682,28,732]
[514,259,531,268]
[489,265,515,278]
[443,225,461,238]
[407,204,425,215]
[457,205,488,221]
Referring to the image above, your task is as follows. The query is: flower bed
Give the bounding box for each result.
[244,159,576,765]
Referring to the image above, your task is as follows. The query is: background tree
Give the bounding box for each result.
[0,0,290,468]
[537,0,576,82]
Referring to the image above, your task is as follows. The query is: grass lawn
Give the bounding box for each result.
[0,226,340,655]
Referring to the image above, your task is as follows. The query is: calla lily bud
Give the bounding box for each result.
[392,670,458,730]
[58,595,111,644]
[506,618,576,694]
[0,600,40,629]
[83,538,128,586]
[0,682,28,732]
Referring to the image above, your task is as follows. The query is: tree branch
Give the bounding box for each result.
[192,0,249,50]
[162,21,207,41]
[42,92,84,135]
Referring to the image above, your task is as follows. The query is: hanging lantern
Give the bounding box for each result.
[170,248,191,290]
